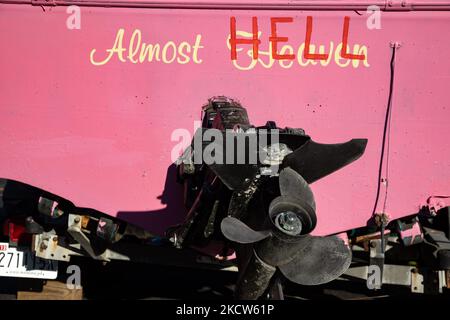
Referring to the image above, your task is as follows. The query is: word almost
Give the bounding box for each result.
[90,29,204,66]
[227,16,370,70]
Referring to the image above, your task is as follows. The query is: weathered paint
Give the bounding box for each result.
[0,2,449,236]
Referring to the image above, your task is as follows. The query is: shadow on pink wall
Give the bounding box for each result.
[117,164,187,236]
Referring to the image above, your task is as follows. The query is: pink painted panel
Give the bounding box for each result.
[0,4,449,235]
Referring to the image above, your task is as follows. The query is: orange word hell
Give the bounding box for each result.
[229,16,365,61]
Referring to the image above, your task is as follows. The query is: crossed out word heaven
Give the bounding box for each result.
[228,16,369,70]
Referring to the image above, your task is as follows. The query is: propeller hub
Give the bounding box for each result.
[274,211,302,236]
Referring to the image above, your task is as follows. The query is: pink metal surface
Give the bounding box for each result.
[0,3,449,236]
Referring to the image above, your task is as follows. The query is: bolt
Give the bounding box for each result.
[389,42,402,49]
[370,241,377,248]
[74,217,80,224]
[53,236,58,242]
[40,242,48,251]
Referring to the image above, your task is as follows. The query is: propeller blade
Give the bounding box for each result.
[221,216,271,244]
[279,235,352,285]
[282,139,368,184]
[279,167,316,211]
[192,128,260,190]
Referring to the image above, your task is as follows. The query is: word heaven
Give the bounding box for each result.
[227,16,370,70]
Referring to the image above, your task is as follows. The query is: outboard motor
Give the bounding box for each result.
[174,96,367,299]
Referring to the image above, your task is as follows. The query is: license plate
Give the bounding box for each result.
[0,242,58,279]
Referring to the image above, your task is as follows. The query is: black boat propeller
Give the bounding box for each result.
[221,167,352,287]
